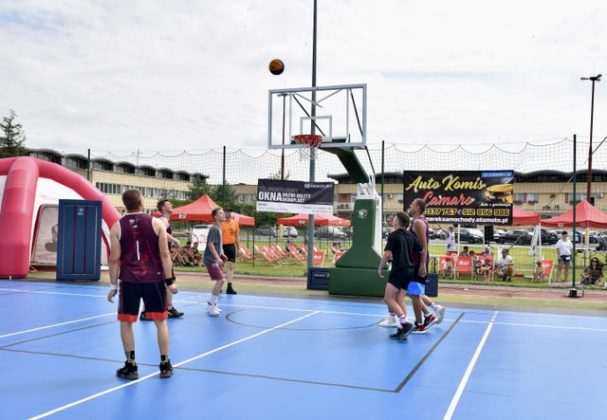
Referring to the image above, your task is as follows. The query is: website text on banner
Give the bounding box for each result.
[403,171,514,225]
[256,179,335,215]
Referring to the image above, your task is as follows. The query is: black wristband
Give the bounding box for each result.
[165,276,176,286]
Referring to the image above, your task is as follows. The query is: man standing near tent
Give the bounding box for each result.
[141,199,184,320]
[555,230,573,282]
[221,209,240,295]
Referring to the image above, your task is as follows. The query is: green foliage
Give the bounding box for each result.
[212,183,236,208]
[269,168,290,180]
[0,110,27,158]
[169,199,190,208]
[187,175,211,200]
[254,211,283,227]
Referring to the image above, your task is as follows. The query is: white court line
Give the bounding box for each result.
[28,310,319,420]
[444,311,497,420]
[0,313,115,339]
[5,287,607,333]
[0,288,105,299]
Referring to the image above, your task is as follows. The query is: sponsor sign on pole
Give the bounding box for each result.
[403,171,514,225]
[256,179,334,215]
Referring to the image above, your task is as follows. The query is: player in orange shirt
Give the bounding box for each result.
[221,209,240,294]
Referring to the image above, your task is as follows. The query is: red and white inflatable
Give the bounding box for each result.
[0,157,120,278]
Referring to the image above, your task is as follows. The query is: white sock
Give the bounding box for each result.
[398,315,408,326]
[209,294,218,305]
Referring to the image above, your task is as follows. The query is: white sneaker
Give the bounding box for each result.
[434,305,445,324]
[378,316,399,328]
[207,303,221,317]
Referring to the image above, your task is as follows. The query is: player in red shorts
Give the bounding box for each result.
[203,207,227,316]
[107,189,177,380]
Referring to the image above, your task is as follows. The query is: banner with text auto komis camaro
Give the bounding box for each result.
[403,171,514,225]
[256,179,334,215]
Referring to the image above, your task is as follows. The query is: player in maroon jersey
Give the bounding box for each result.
[108,189,177,380]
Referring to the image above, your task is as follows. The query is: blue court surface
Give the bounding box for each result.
[1,280,606,420]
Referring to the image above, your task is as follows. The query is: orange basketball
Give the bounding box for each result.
[269,59,285,75]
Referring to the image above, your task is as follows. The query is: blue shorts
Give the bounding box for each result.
[407,281,425,296]
[559,255,571,265]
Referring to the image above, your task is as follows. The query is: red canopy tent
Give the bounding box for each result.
[276,213,351,227]
[512,207,541,225]
[170,194,255,226]
[542,200,607,228]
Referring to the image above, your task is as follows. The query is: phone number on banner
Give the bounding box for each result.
[426,208,511,217]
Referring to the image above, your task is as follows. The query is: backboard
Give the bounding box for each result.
[268,83,367,150]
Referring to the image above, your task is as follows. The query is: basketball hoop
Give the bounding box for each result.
[294,134,322,161]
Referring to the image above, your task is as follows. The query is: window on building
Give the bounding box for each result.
[527,193,539,204]
[566,193,586,204]
[513,193,525,205]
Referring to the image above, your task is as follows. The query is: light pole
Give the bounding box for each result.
[307,0,318,272]
[580,74,601,203]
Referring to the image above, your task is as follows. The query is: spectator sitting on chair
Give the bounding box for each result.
[495,249,513,281]
[580,257,603,285]
[180,241,195,266]
[330,242,343,254]
[469,250,481,277]
[479,259,493,281]
[460,246,470,257]
[170,243,187,266]
[441,258,455,279]
[533,261,545,282]
[191,242,202,266]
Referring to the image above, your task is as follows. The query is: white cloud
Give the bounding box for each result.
[0,0,605,155]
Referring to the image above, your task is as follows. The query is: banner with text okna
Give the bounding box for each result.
[256,179,334,215]
[403,171,514,225]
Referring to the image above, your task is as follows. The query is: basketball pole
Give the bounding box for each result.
[570,134,578,297]
[307,0,318,272]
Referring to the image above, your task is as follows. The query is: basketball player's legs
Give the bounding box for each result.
[407,281,427,334]
[205,262,225,316]
[142,281,173,377]
[154,319,169,354]
[116,282,140,380]
[223,244,237,294]
[384,282,405,317]
[422,291,445,324]
[120,321,135,358]
[383,280,414,340]
[166,289,184,318]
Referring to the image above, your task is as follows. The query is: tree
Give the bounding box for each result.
[0,110,27,158]
[187,175,211,200]
[212,183,237,208]
[269,169,290,180]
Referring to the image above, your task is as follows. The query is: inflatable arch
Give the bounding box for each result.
[0,157,121,278]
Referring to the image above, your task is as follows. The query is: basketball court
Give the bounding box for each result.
[1,280,605,419]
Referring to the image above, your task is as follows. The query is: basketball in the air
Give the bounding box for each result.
[269,59,285,75]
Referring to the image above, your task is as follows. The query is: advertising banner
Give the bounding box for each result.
[256,179,334,215]
[403,171,514,225]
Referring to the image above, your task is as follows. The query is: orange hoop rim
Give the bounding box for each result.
[293,134,322,148]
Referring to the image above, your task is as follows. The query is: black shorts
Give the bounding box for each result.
[223,244,237,262]
[118,281,167,322]
[388,267,416,290]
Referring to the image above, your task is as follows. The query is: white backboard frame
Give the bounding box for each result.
[268,83,367,150]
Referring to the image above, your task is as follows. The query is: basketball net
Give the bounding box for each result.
[293,134,322,161]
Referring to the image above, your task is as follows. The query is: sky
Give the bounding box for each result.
[1,0,606,154]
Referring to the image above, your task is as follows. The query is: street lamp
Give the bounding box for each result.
[580,74,601,203]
